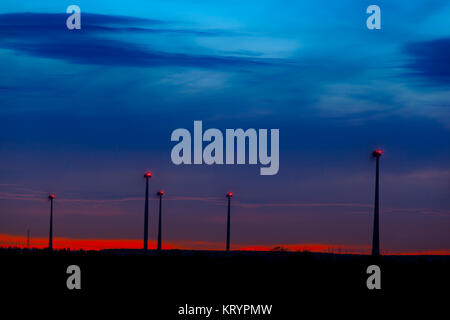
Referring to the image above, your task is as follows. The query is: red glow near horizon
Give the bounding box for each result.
[1,234,449,255]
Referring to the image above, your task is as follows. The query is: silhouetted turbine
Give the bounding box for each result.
[157,190,164,251]
[143,172,152,250]
[48,194,55,251]
[226,192,233,252]
[371,149,382,256]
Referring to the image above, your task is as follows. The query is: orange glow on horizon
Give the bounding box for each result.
[1,234,449,255]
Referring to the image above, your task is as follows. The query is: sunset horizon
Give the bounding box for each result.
[1,0,449,308]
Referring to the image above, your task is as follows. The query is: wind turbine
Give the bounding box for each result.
[48,194,55,251]
[226,192,233,252]
[143,171,152,250]
[371,149,382,256]
[157,190,164,251]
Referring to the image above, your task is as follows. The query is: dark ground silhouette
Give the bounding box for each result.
[1,248,448,316]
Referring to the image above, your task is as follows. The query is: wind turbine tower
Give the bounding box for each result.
[157,190,164,251]
[48,194,55,251]
[226,192,233,252]
[371,149,382,256]
[143,171,152,250]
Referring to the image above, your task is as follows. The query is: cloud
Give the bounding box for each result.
[2,39,267,68]
[0,13,272,69]
[2,186,448,218]
[403,37,450,85]
[0,12,237,36]
[0,12,162,26]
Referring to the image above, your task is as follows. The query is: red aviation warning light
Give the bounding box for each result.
[144,172,152,178]
[372,149,383,157]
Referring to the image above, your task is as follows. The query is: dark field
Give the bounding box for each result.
[1,248,447,315]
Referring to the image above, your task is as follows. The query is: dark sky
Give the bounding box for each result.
[0,1,449,253]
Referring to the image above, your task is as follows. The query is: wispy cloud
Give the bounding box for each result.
[403,37,450,86]
[0,13,275,69]
[0,12,163,26]
[1,186,448,217]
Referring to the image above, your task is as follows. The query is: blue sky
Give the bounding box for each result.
[0,1,449,252]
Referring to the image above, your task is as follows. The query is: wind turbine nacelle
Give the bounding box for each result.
[144,172,152,178]
[372,150,382,157]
